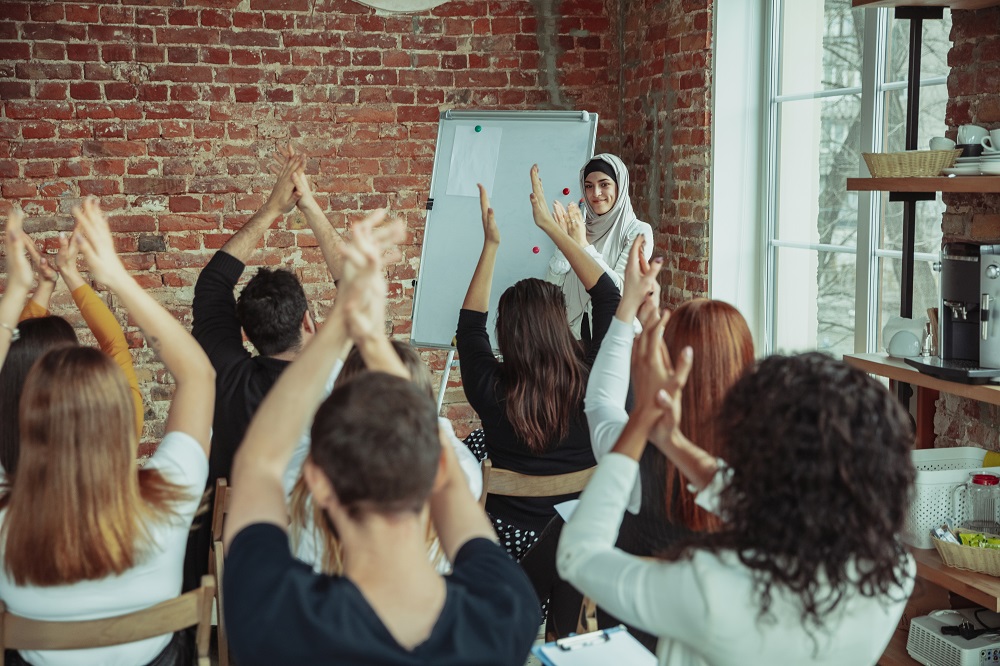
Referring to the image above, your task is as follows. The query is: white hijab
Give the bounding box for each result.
[560,153,646,336]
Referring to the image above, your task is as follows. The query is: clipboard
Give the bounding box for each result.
[531,625,657,665]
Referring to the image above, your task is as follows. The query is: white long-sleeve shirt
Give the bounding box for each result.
[584,316,643,513]
[557,454,914,666]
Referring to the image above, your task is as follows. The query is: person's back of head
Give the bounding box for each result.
[309,372,440,520]
[697,352,915,628]
[236,268,309,357]
[662,299,754,531]
[3,346,186,586]
[336,341,434,400]
[0,316,77,476]
[495,278,587,453]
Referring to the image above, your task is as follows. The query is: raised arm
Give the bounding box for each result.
[279,148,348,282]
[224,211,407,550]
[220,152,303,263]
[462,184,500,313]
[56,231,144,437]
[19,239,58,320]
[72,198,214,455]
[0,211,34,368]
[529,165,605,289]
[429,425,497,561]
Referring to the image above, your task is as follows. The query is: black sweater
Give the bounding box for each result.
[456,273,621,533]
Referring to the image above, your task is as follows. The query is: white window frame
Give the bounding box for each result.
[711,1,948,357]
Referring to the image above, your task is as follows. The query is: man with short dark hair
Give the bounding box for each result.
[223,213,540,665]
[184,149,345,591]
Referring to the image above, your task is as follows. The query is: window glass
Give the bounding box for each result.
[774,248,857,355]
[775,95,862,247]
[778,0,864,96]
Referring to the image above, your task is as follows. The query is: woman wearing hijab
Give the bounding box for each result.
[546,154,654,341]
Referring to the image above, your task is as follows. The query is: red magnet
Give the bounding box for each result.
[562,188,570,195]
[532,246,540,254]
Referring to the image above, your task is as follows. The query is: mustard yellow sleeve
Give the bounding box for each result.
[72,285,144,437]
[18,300,49,322]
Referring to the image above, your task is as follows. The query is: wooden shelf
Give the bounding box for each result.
[913,548,1000,611]
[879,629,918,666]
[846,176,1000,193]
[854,0,1000,8]
[844,353,1000,407]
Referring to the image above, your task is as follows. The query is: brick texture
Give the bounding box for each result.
[936,6,1000,450]
[0,0,713,449]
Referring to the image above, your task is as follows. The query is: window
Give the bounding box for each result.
[762,0,951,356]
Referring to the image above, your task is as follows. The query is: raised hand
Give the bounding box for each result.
[292,168,320,213]
[630,307,692,445]
[337,209,406,342]
[553,200,587,247]
[620,236,663,323]
[529,164,559,235]
[264,145,304,216]
[4,210,34,294]
[478,184,500,246]
[71,198,130,290]
[24,238,58,286]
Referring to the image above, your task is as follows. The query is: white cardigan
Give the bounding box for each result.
[557,454,914,666]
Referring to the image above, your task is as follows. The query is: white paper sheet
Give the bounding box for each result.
[554,499,579,522]
[446,125,502,197]
[534,627,657,665]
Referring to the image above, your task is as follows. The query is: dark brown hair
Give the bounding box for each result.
[495,278,587,453]
[666,353,915,632]
[663,299,754,531]
[0,316,77,477]
[309,371,440,518]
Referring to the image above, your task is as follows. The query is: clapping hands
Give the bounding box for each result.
[70,197,130,290]
[335,209,406,342]
[630,306,693,452]
[4,210,34,294]
[621,236,663,323]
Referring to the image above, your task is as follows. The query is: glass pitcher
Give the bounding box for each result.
[954,472,1000,533]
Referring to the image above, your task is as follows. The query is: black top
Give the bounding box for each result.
[224,523,541,666]
[456,273,621,533]
[191,251,291,485]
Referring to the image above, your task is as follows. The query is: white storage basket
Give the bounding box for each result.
[907,447,993,549]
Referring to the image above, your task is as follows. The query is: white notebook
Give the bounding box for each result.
[531,625,657,666]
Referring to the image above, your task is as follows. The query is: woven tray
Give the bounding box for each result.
[932,529,1000,577]
[863,149,961,178]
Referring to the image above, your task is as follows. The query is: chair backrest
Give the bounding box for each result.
[479,458,596,508]
[211,477,230,544]
[0,575,216,666]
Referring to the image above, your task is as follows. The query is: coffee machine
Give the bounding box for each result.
[907,243,1000,383]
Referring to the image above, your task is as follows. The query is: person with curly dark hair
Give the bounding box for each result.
[557,311,916,665]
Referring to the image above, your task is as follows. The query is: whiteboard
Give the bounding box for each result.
[410,110,598,349]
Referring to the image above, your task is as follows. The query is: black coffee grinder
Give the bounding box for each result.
[906,243,1000,383]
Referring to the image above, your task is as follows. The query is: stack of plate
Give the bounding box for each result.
[945,149,1000,176]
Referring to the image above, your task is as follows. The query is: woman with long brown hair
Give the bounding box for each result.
[456,167,620,559]
[0,200,215,666]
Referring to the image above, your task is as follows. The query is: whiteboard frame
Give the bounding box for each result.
[409,110,599,350]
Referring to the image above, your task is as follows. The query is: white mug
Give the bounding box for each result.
[929,137,956,151]
[982,129,1000,152]
[958,124,989,144]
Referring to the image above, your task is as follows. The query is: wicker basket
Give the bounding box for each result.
[863,149,961,178]
[932,529,1000,577]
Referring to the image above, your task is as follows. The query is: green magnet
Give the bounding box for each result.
[475,125,482,132]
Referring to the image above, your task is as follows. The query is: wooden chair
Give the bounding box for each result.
[479,459,598,640]
[208,477,231,666]
[479,458,596,508]
[0,575,216,666]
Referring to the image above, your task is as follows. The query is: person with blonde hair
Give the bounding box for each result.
[0,200,215,666]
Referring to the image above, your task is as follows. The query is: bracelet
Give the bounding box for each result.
[0,322,20,342]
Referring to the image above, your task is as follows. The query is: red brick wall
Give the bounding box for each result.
[936,6,1000,448]
[617,0,712,306]
[1,0,715,447]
